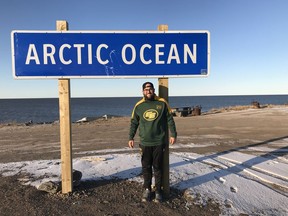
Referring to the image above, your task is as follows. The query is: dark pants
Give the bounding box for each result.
[140,144,165,192]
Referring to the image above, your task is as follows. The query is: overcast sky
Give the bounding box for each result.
[1,0,288,98]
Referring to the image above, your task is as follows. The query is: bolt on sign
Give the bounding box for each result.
[11,30,210,79]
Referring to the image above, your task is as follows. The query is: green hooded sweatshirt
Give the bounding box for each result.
[129,95,177,146]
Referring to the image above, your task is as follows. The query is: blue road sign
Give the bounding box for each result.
[11,31,210,79]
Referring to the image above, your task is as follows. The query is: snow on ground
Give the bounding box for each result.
[0,148,287,215]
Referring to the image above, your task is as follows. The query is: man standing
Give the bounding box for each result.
[128,82,177,203]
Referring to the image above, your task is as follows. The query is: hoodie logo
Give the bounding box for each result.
[143,109,159,121]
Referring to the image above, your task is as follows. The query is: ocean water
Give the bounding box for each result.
[0,95,287,124]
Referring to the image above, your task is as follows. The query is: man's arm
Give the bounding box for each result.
[166,105,177,145]
[128,108,139,148]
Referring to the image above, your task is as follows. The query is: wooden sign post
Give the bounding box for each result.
[57,20,73,193]
[158,24,170,198]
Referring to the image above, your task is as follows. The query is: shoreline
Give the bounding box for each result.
[1,104,287,126]
[0,105,287,162]
[1,95,288,124]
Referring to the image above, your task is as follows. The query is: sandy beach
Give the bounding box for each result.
[1,105,287,162]
[0,105,287,215]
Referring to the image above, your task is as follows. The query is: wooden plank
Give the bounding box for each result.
[158,24,170,197]
[158,78,169,101]
[57,20,73,194]
[56,20,69,31]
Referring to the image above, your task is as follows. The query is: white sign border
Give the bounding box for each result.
[11,30,210,79]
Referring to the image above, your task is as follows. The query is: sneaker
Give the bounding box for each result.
[141,189,151,202]
[154,191,162,203]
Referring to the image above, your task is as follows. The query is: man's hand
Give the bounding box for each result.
[128,140,134,148]
[169,137,176,145]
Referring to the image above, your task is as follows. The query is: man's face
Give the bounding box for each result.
[143,85,155,100]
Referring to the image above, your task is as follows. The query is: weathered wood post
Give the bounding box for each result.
[57,20,73,193]
[158,24,170,198]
